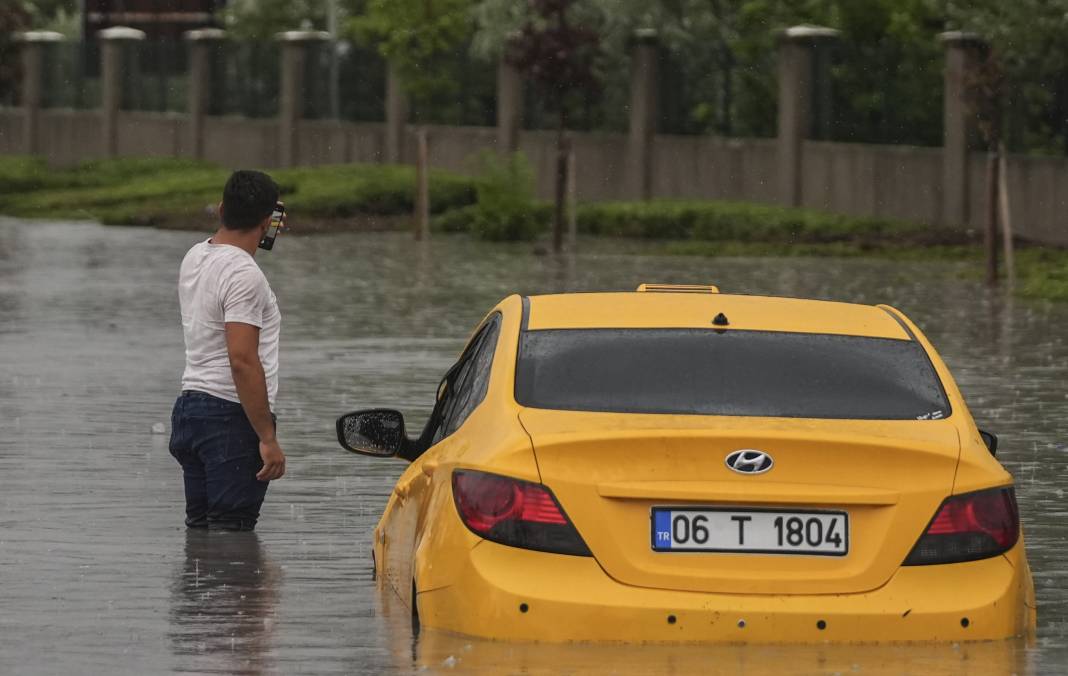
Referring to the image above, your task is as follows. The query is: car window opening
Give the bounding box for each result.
[515,328,950,420]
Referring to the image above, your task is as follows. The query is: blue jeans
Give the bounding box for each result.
[169,391,273,531]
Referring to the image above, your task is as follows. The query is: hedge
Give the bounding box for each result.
[0,157,478,227]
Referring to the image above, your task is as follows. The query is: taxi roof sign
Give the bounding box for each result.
[636,284,720,294]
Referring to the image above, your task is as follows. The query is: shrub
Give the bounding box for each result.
[0,158,480,226]
[576,200,960,246]
[275,164,477,218]
[467,152,545,241]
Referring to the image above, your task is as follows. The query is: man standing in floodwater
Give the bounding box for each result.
[169,170,286,530]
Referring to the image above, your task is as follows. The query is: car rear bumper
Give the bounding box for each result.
[416,540,1036,643]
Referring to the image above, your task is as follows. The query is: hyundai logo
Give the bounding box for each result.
[725,450,773,475]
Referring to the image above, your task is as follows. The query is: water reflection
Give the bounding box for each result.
[169,530,281,675]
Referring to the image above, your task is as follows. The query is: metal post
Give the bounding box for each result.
[16,31,64,155]
[277,30,331,168]
[627,29,657,200]
[184,28,226,161]
[776,25,839,207]
[939,31,988,228]
[99,26,146,158]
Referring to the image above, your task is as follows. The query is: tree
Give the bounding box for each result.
[507,0,600,252]
[223,0,329,40]
[348,0,475,115]
[21,0,77,35]
[0,3,30,106]
[947,0,1068,154]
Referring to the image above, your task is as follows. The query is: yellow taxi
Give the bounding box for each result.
[337,285,1036,643]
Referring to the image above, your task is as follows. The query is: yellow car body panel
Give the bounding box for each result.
[518,410,964,596]
[417,538,1035,643]
[363,290,1035,643]
[527,292,911,338]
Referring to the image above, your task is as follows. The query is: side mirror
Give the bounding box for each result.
[337,409,407,458]
[978,429,998,456]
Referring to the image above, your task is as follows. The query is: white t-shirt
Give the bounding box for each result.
[179,240,281,409]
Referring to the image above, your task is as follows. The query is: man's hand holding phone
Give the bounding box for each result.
[258,201,286,251]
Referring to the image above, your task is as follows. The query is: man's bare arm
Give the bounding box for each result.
[226,322,286,481]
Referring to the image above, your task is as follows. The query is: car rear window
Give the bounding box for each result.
[515,329,950,420]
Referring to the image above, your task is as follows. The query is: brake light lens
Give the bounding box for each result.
[452,470,591,556]
[904,487,1020,565]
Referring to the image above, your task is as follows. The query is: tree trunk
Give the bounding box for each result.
[997,141,1015,285]
[567,144,577,250]
[415,127,430,241]
[553,108,568,253]
[984,151,999,286]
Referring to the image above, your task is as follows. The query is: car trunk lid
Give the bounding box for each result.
[520,408,960,595]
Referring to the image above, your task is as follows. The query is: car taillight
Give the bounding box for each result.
[452,470,591,557]
[904,487,1020,565]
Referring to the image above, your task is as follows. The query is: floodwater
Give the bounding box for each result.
[0,216,1066,675]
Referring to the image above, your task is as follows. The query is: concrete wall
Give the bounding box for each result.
[39,110,105,164]
[117,112,189,158]
[0,110,24,155]
[4,106,1068,246]
[201,117,278,168]
[802,141,943,226]
[653,135,779,204]
[295,121,385,166]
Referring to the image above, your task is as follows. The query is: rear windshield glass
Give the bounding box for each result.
[515,329,950,420]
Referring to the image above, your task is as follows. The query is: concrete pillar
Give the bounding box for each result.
[184,28,226,161]
[277,31,330,168]
[940,31,987,227]
[385,62,409,164]
[627,29,658,200]
[777,25,839,206]
[16,31,64,155]
[99,26,146,158]
[496,59,523,154]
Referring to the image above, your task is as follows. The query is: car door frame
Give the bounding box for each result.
[381,314,503,605]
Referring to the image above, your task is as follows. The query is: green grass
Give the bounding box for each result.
[661,240,980,260]
[575,200,968,247]
[0,156,478,227]
[1015,249,1068,301]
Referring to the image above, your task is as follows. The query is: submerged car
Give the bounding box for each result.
[337,285,1036,643]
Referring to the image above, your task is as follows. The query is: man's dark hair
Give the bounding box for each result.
[221,170,279,231]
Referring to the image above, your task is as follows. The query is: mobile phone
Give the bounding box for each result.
[258,201,285,251]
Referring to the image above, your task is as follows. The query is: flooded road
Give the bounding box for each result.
[1,217,1066,674]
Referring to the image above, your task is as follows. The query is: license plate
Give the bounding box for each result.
[651,507,849,556]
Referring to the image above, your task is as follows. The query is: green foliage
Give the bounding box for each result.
[0,3,29,106]
[0,157,478,227]
[575,200,966,246]
[0,157,58,193]
[275,164,477,217]
[466,152,544,241]
[946,1,1068,154]
[348,0,475,109]
[223,0,328,40]
[1,158,227,225]
[427,153,550,240]
[473,0,945,144]
[1015,248,1068,301]
[432,203,481,233]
